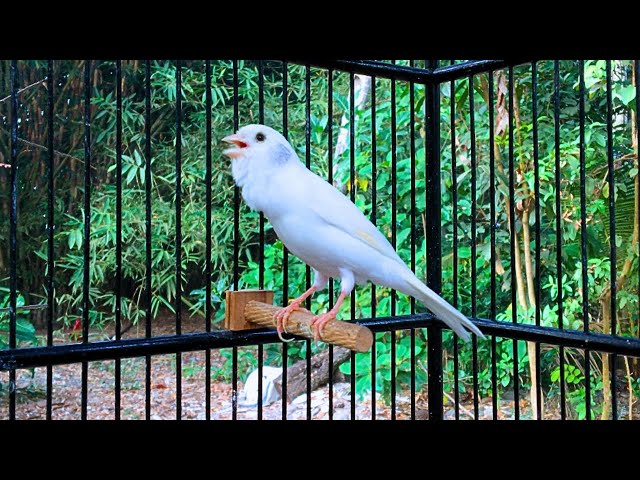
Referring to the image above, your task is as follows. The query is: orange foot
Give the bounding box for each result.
[308,292,348,342]
[309,311,337,342]
[273,286,318,343]
[274,301,303,342]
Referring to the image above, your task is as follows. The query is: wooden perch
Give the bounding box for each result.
[224,290,373,353]
[245,301,373,352]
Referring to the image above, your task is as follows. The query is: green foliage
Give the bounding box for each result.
[0,286,38,349]
[338,334,426,401]
[550,362,603,420]
[210,348,257,383]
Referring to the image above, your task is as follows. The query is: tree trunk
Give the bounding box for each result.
[513,81,543,420]
[273,346,351,403]
[483,71,542,418]
[522,209,542,418]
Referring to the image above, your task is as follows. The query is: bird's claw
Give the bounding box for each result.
[274,301,301,343]
[309,312,336,343]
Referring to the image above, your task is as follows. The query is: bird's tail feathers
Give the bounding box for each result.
[401,271,485,342]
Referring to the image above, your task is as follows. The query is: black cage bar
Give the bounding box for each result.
[1,59,639,420]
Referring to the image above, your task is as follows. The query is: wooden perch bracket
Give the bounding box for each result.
[224,290,373,353]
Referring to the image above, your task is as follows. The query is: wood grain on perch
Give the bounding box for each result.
[244,300,373,353]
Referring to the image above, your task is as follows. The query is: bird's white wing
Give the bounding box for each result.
[302,169,406,267]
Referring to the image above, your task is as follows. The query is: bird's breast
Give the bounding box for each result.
[269,213,340,276]
[241,165,309,219]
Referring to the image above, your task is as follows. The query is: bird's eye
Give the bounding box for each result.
[256,132,266,142]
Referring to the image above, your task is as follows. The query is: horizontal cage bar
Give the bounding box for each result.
[297,59,534,83]
[2,316,639,371]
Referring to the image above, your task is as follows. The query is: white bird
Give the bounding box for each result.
[222,124,484,343]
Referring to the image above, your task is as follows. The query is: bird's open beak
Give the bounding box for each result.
[222,134,248,159]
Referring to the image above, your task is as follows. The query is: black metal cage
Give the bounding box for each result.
[1,59,639,420]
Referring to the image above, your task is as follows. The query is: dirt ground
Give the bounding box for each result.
[1,315,636,420]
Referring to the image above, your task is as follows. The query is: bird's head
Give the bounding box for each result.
[222,124,294,166]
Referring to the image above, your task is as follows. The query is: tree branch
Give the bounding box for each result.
[0,77,46,104]
[13,136,96,169]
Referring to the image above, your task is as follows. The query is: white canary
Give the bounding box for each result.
[222,124,484,342]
